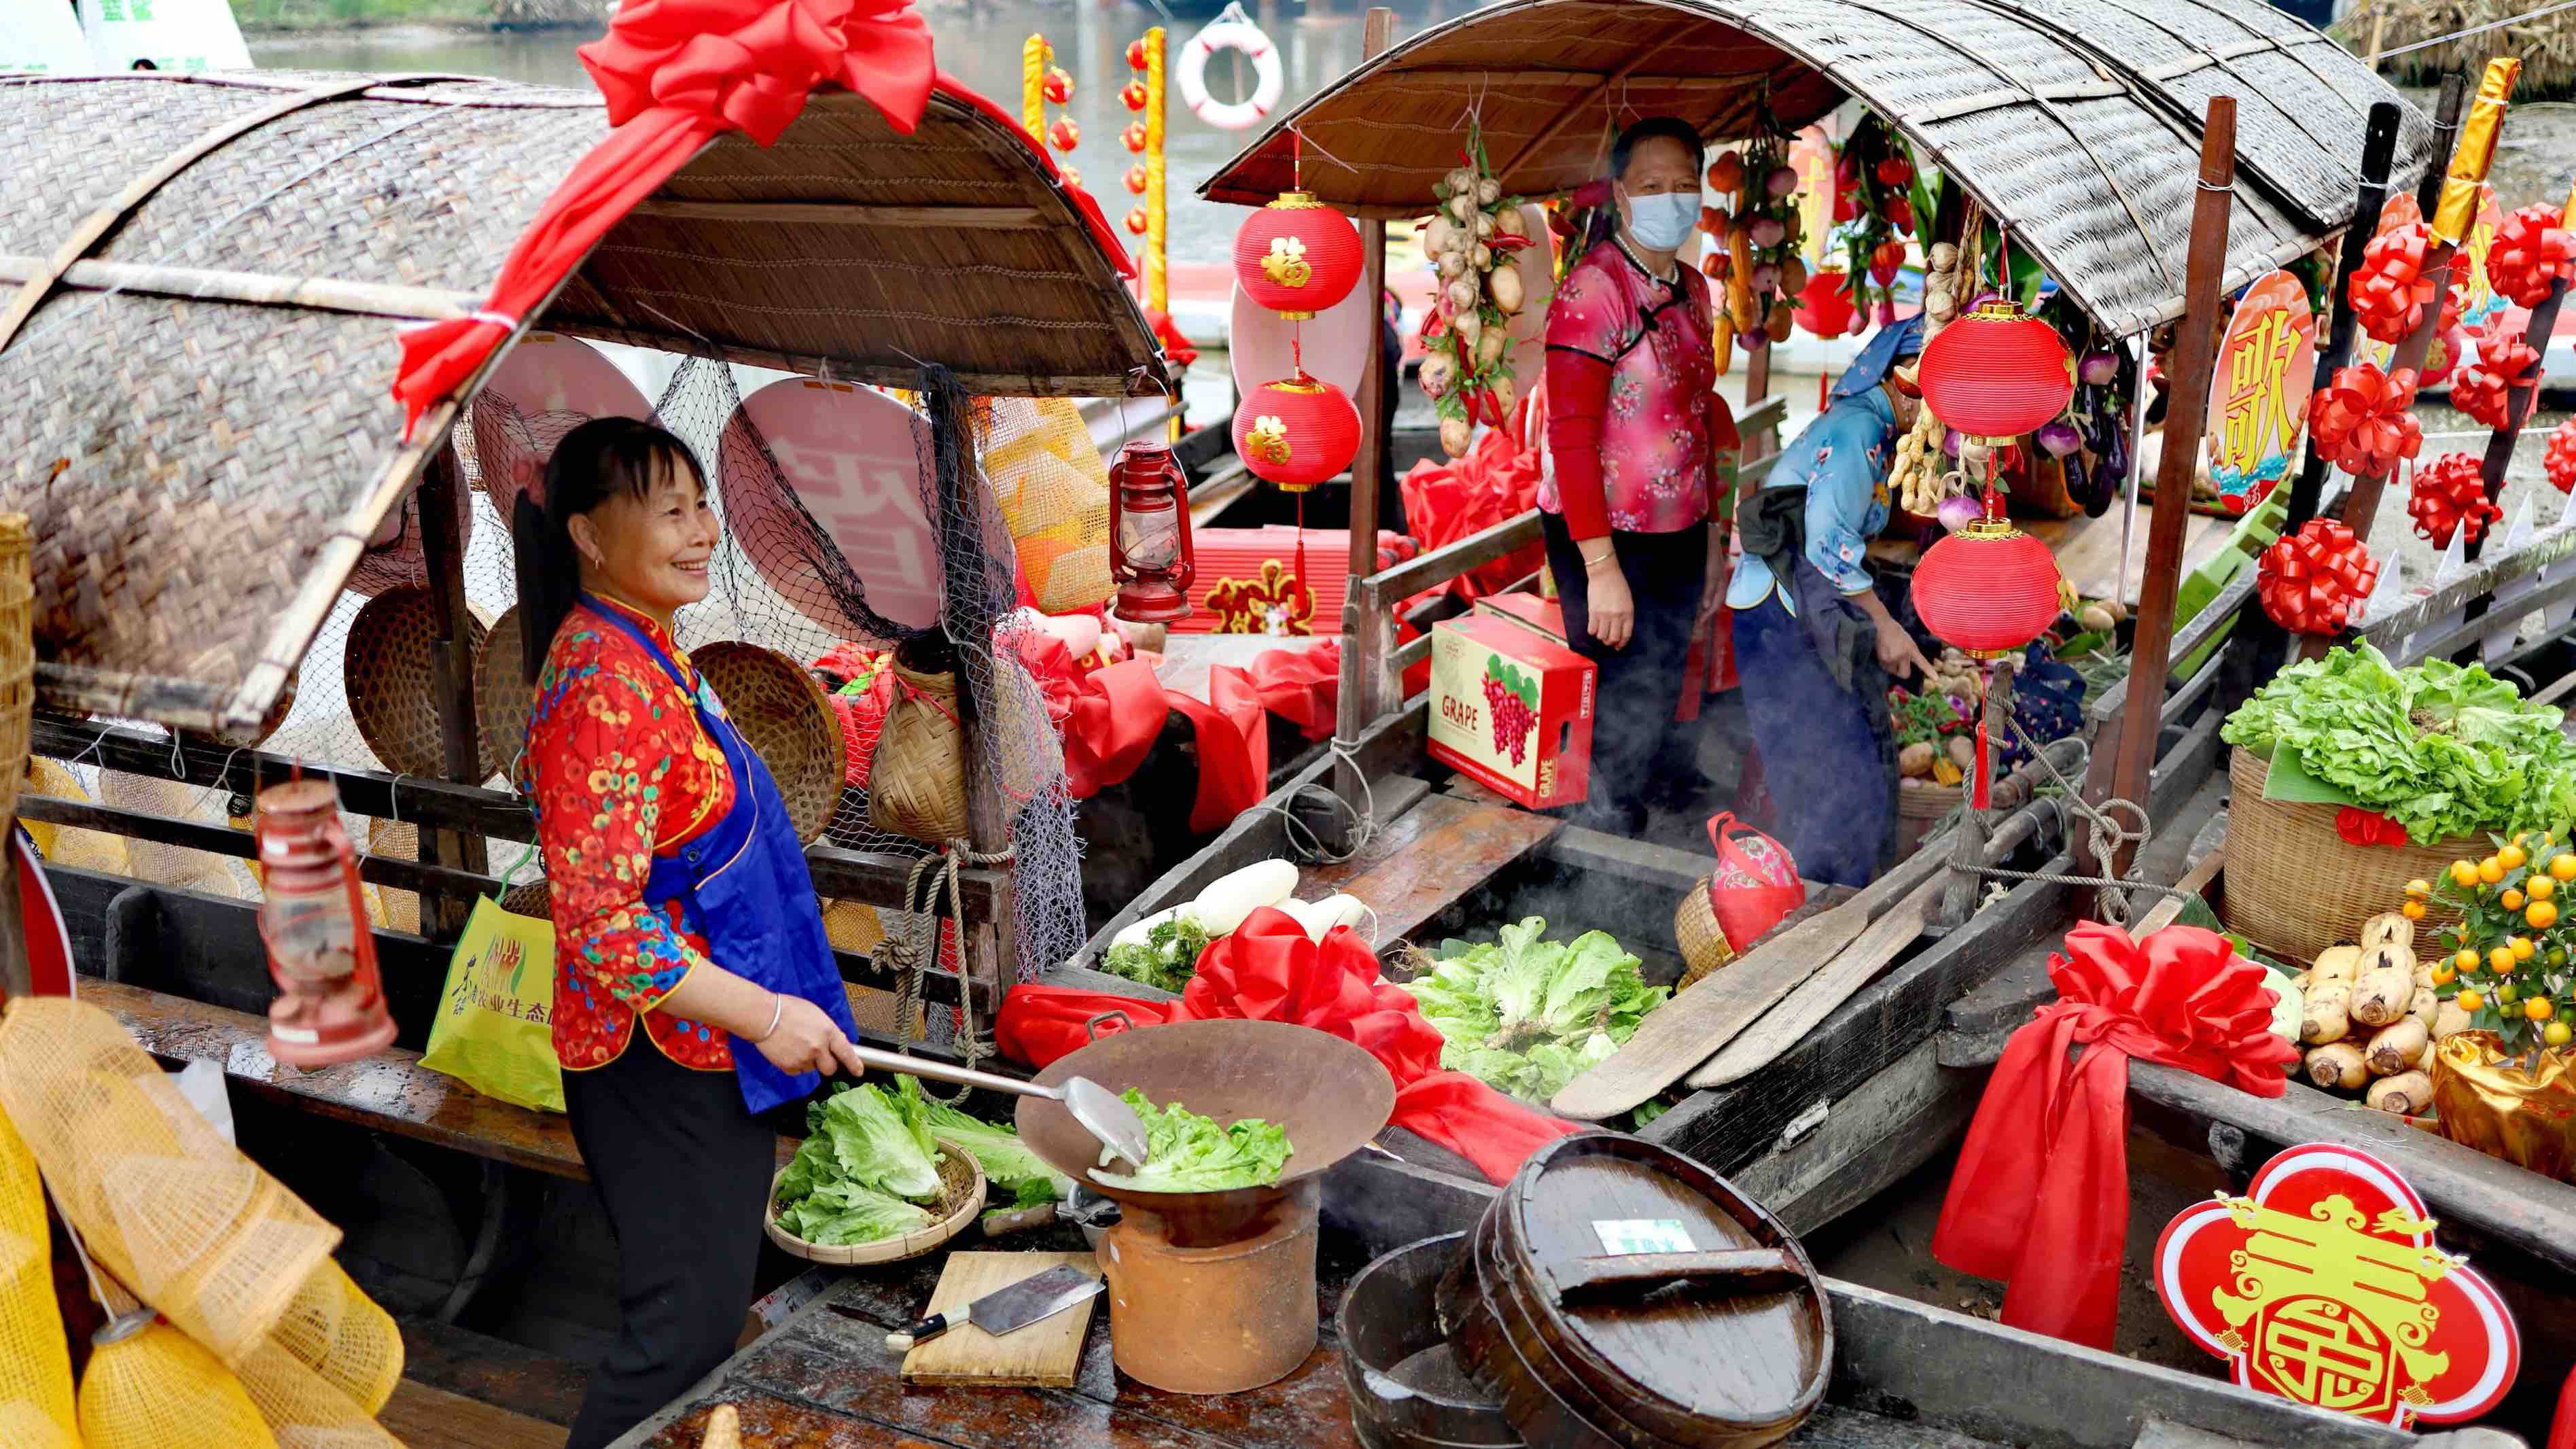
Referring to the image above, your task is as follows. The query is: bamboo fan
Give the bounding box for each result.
[693,642,847,844]
[473,605,533,788]
[343,585,493,782]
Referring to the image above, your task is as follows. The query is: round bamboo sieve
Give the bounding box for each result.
[2219,747,2473,966]
[1897,780,1962,862]
[694,642,847,845]
[474,605,531,786]
[344,585,492,782]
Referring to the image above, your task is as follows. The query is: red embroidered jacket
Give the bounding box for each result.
[519,597,738,1072]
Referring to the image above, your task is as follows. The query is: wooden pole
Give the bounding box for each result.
[2215,102,2403,708]
[1333,5,1398,828]
[418,438,487,939]
[2090,98,2236,886]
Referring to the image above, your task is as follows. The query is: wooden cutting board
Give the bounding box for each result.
[1687,877,1943,1089]
[898,1251,1101,1388]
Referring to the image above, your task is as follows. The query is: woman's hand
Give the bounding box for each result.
[1696,533,1730,631]
[754,994,868,1079]
[1585,553,1634,650]
[1871,619,1936,681]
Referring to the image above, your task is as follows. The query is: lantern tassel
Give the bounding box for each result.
[1973,718,1991,811]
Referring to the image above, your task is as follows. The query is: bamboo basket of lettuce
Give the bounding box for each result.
[769,1078,1078,1265]
[2219,645,2576,965]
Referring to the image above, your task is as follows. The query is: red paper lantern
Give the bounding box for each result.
[1046,116,1080,152]
[1126,37,1149,69]
[2257,519,2380,635]
[1232,192,1363,320]
[2490,203,2572,309]
[1232,370,1360,491]
[1042,67,1074,104]
[1125,207,1148,235]
[1794,268,1858,340]
[1123,121,1148,154]
[2409,452,2501,547]
[2548,417,2576,495]
[1121,80,1149,111]
[1911,514,2066,659]
[1918,299,2074,442]
[1108,440,1196,623]
[1125,163,1148,195]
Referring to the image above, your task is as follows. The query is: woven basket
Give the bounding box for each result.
[2220,747,2473,966]
[344,586,491,782]
[694,642,845,845]
[497,879,550,922]
[765,1147,984,1265]
[1897,779,1962,862]
[1676,877,1736,988]
[0,516,29,828]
[474,606,532,786]
[870,661,970,846]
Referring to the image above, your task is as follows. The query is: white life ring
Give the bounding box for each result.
[1176,18,1284,131]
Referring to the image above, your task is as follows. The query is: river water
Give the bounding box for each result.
[249,0,1449,273]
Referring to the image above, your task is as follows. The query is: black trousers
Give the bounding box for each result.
[1538,511,1709,835]
[561,1041,774,1449]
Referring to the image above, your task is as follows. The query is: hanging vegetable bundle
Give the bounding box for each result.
[1835,116,1918,325]
[1419,125,1536,459]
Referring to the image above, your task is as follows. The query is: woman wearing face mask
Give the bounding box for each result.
[1725,317,1938,887]
[1540,116,1742,836]
[512,417,868,1449]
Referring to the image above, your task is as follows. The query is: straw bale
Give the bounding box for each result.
[1202,0,2432,338]
[0,71,1164,735]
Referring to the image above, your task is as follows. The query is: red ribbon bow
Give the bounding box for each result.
[391,0,938,438]
[2335,806,2405,848]
[2255,518,2380,636]
[2308,362,2424,478]
[2492,203,2575,310]
[994,909,1583,1185]
[1932,923,2295,1350]
[2548,416,2576,496]
[2410,451,2503,547]
[2452,309,2545,432]
[2348,221,2459,347]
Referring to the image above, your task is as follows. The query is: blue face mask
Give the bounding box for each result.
[1621,186,1701,253]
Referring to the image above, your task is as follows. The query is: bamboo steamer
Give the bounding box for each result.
[1436,1134,1830,1449]
[2219,748,2472,965]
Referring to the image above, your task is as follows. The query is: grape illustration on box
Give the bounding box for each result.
[1482,657,1539,765]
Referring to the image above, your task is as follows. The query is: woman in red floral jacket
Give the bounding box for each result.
[514,417,865,1449]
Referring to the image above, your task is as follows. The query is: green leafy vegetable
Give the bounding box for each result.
[1102,915,1213,994]
[1399,917,1668,1104]
[896,1077,1073,1210]
[774,1082,949,1245]
[2221,643,2576,843]
[1089,1089,1292,1193]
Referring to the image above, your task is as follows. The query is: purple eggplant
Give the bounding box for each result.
[2098,415,2130,483]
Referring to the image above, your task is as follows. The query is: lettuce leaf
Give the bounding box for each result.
[898,1077,1073,1208]
[1398,918,1668,1106]
[1089,1089,1292,1193]
[778,1180,934,1246]
[812,1082,942,1203]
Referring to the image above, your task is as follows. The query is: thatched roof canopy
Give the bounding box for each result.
[1201,0,2432,338]
[0,70,1163,737]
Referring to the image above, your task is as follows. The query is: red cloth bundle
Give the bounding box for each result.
[998,908,1582,1184]
[2337,807,2405,848]
[2410,452,2503,547]
[2452,309,2545,431]
[1164,643,1344,832]
[2492,202,2575,309]
[393,0,940,437]
[2308,363,2424,477]
[1398,425,1545,608]
[2549,417,2576,495]
[1931,923,2295,1349]
[2255,518,2379,636]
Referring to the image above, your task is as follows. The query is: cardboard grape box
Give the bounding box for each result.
[1426,614,1594,809]
[1472,591,1735,705]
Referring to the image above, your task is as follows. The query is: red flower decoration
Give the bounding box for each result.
[2547,416,2576,495]
[2257,519,2380,635]
[2452,309,2545,430]
[2410,452,2502,546]
[2336,806,2405,848]
[2490,203,2573,309]
[2349,221,2445,345]
[2308,362,2424,476]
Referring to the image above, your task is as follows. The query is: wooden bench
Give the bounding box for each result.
[1294,789,1562,948]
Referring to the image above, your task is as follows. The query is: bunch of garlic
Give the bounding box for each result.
[1422,158,1535,457]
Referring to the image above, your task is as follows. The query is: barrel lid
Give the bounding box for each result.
[1470,1133,1831,1448]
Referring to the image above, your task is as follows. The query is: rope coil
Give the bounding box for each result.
[885,839,1014,1098]
[1244,735,1378,865]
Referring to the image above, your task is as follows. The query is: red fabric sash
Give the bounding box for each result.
[998,908,1581,1184]
[1930,923,2295,1349]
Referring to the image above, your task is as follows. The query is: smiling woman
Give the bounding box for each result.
[509,417,872,1449]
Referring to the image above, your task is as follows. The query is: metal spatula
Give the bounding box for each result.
[847,1045,1150,1169]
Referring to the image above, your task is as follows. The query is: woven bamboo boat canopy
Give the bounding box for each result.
[1201,0,2431,338]
[0,70,1165,737]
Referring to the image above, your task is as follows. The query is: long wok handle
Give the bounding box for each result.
[845,1045,1059,1102]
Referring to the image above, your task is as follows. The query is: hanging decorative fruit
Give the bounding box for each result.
[1121,80,1149,111]
[2308,363,2424,476]
[1232,192,1363,319]
[1125,207,1149,235]
[2488,202,2573,309]
[1917,298,2075,444]
[2257,519,2380,635]
[1046,116,1080,151]
[2409,452,2503,546]
[1125,163,1148,195]
[1127,37,1149,69]
[1232,372,1361,491]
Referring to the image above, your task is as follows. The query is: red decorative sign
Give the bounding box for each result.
[2204,271,2314,514]
[2155,1143,2518,1427]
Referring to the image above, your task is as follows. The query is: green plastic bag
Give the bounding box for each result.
[419,896,564,1113]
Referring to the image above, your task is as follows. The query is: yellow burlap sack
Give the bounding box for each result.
[984,396,1112,614]
[0,999,339,1366]
[0,1106,76,1448]
[265,1259,404,1416]
[79,1316,278,1449]
[235,1334,406,1449]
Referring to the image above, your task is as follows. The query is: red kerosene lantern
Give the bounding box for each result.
[1108,440,1196,623]
[1233,370,1361,492]
[1232,192,1364,320]
[255,778,398,1068]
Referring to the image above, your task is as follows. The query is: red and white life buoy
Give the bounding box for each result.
[1176,15,1283,131]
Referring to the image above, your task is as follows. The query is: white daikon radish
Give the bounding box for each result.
[1188,859,1300,935]
[1277,893,1372,943]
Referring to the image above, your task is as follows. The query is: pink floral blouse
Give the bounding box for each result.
[1539,239,1734,536]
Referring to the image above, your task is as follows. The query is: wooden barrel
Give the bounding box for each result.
[1438,1134,1830,1449]
[1340,1235,1523,1449]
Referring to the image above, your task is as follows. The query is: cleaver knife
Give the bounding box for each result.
[885,1263,1103,1352]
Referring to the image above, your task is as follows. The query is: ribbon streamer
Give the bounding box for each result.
[2308,362,2425,477]
[2256,518,2380,635]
